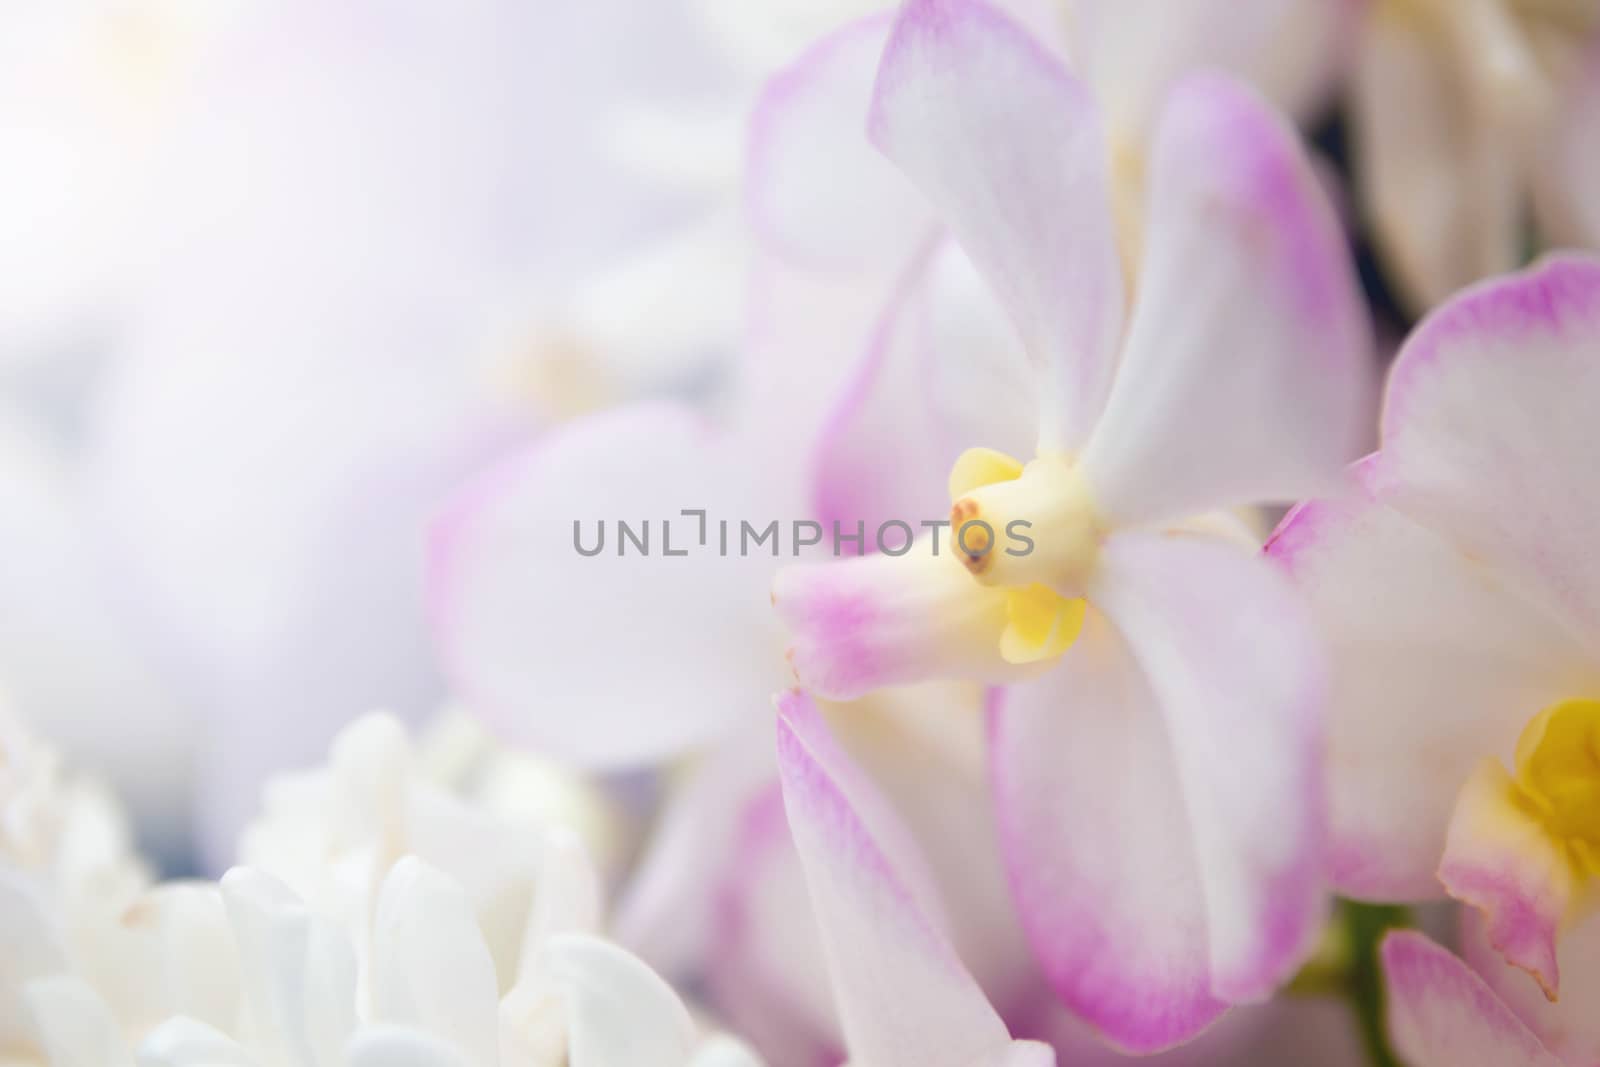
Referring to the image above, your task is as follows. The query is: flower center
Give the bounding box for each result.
[1513,699,1600,870]
[946,447,1098,665]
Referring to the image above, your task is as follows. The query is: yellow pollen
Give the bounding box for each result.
[1512,699,1600,872]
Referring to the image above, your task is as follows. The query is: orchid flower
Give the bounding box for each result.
[1351,0,1600,311]
[1268,255,1600,1006]
[770,0,1372,1050]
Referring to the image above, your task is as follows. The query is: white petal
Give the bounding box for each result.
[0,870,69,1047]
[541,933,699,1067]
[371,858,500,1067]
[345,1025,473,1067]
[137,1017,260,1067]
[219,867,356,1067]
[24,976,130,1067]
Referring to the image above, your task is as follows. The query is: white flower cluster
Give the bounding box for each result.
[0,709,759,1067]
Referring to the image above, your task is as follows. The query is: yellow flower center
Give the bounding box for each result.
[1513,699,1600,875]
[946,447,1099,665]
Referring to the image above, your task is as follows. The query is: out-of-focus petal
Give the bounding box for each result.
[773,538,1029,700]
[869,0,1124,451]
[989,614,1226,1052]
[430,404,785,768]
[922,243,1038,463]
[0,871,70,1045]
[702,782,842,1062]
[345,1026,473,1067]
[1062,0,1359,140]
[775,691,1018,1067]
[809,245,956,535]
[1081,74,1370,526]
[1267,476,1593,900]
[541,932,699,1067]
[1537,41,1600,248]
[1351,3,1526,310]
[23,975,127,1067]
[1437,759,1573,998]
[1376,254,1600,641]
[219,867,357,1064]
[0,417,193,850]
[611,725,777,979]
[136,1017,258,1067]
[1464,907,1600,1065]
[687,1034,768,1067]
[122,882,240,1029]
[747,14,933,269]
[370,859,500,1066]
[1091,531,1327,1003]
[1382,931,1564,1067]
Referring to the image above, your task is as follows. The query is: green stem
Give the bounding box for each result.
[1338,899,1411,1067]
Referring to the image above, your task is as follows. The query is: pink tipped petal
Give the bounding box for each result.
[747,14,934,270]
[775,691,1017,1067]
[1377,254,1600,642]
[429,403,784,769]
[869,0,1124,451]
[1382,931,1564,1067]
[990,615,1227,1053]
[1437,760,1574,999]
[1267,472,1593,900]
[1091,531,1328,1003]
[1464,907,1600,1064]
[772,538,1029,700]
[1082,74,1371,525]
